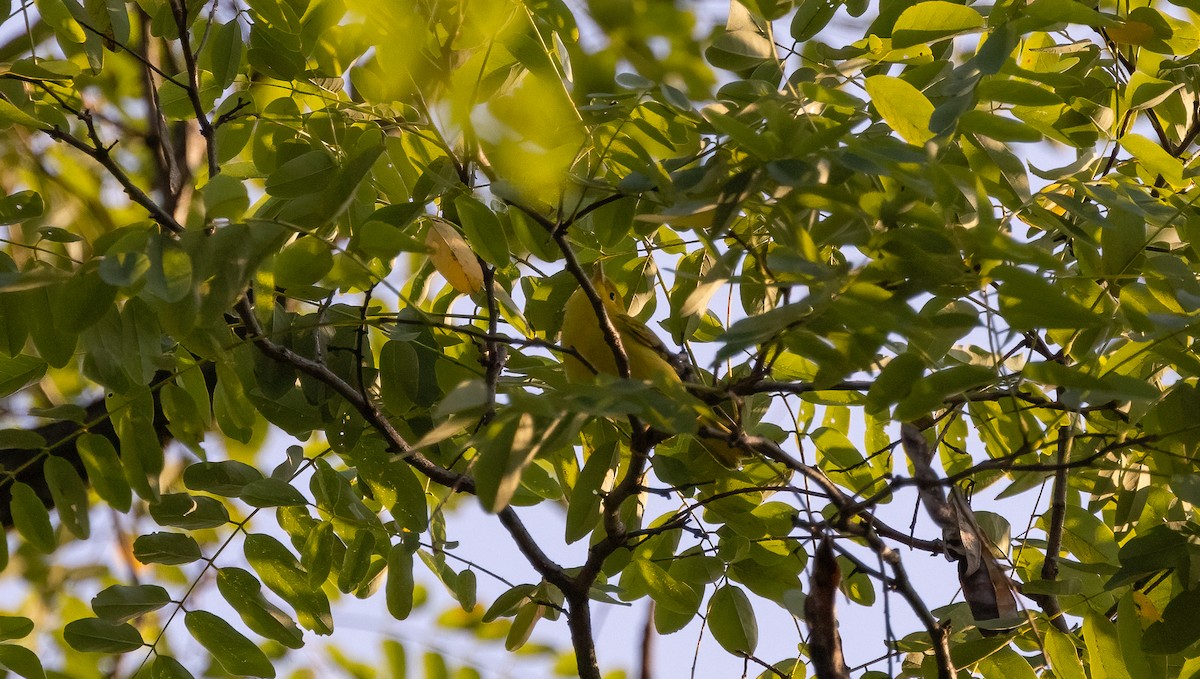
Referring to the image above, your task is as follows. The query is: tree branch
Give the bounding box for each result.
[168,0,218,178]
[1030,426,1072,633]
[231,296,574,596]
[41,117,185,234]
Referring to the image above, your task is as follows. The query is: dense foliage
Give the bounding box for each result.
[1,0,1199,676]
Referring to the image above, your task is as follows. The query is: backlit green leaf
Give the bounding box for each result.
[708,584,758,655]
[386,543,415,621]
[216,567,305,649]
[185,610,276,678]
[892,1,985,47]
[77,433,132,513]
[244,533,333,635]
[865,75,935,145]
[10,482,55,553]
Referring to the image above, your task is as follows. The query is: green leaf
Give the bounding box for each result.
[865,75,935,145]
[706,27,775,71]
[1123,72,1183,112]
[1056,505,1118,565]
[0,192,44,225]
[565,442,617,544]
[274,237,333,288]
[214,360,255,443]
[91,584,171,623]
[1026,0,1112,26]
[0,644,46,679]
[0,429,45,450]
[812,426,863,469]
[4,58,79,81]
[892,1,985,47]
[0,354,45,397]
[206,20,245,89]
[865,353,924,414]
[976,646,1036,679]
[202,174,249,221]
[482,583,536,622]
[238,478,309,507]
[1142,588,1200,654]
[1022,361,1158,402]
[453,196,509,267]
[145,236,193,303]
[11,482,55,553]
[504,600,543,651]
[110,389,162,501]
[791,0,839,41]
[386,543,415,620]
[977,79,1061,107]
[77,433,132,513]
[338,529,376,594]
[156,70,221,120]
[1121,133,1185,188]
[98,248,150,288]
[132,532,203,565]
[959,110,1043,143]
[0,100,49,130]
[1117,593,1156,678]
[701,107,774,160]
[453,569,477,611]
[152,656,195,679]
[353,449,428,533]
[185,610,276,678]
[183,460,263,497]
[309,458,380,529]
[636,559,700,615]
[1085,608,1130,679]
[45,456,89,539]
[894,364,995,421]
[216,567,305,649]
[1046,628,1087,679]
[244,533,333,635]
[63,618,143,653]
[708,584,758,655]
[160,382,206,449]
[996,266,1104,330]
[301,521,334,587]
[473,411,536,513]
[149,493,230,530]
[0,617,33,642]
[265,150,337,199]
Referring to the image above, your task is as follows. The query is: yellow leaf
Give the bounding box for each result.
[425,220,484,295]
[1132,591,1162,623]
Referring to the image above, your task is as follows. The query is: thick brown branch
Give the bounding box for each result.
[805,536,849,679]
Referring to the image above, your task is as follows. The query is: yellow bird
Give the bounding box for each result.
[560,267,746,467]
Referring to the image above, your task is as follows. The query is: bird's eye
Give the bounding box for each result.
[608,291,616,301]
